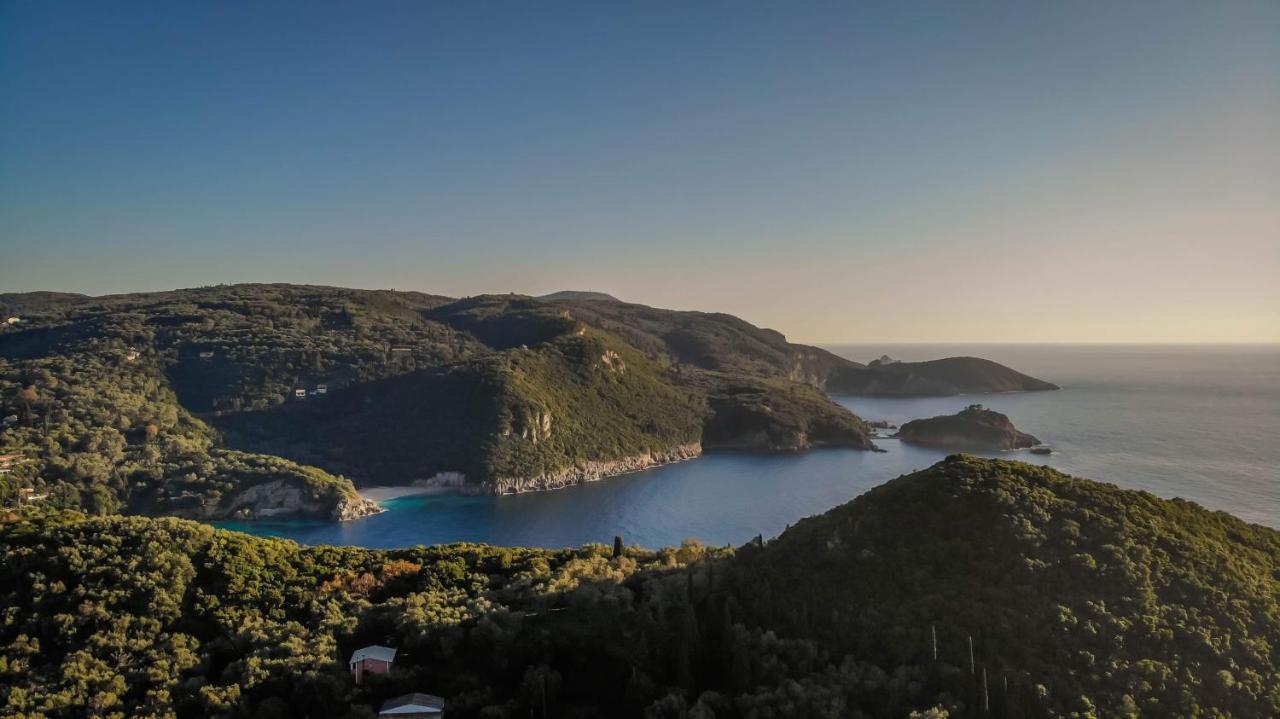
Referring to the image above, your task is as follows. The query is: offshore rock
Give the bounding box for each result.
[896,404,1040,451]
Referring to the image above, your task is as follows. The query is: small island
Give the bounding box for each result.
[897,404,1040,450]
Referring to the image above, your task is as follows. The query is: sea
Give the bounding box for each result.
[216,344,1279,548]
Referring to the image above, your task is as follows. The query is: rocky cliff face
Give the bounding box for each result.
[206,480,382,521]
[482,443,703,494]
[330,492,384,521]
[896,405,1040,450]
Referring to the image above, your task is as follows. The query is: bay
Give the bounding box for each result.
[217,344,1279,547]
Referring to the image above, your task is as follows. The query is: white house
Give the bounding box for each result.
[378,693,444,718]
[294,388,307,399]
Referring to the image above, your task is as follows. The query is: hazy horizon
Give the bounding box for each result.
[3,1,1277,344]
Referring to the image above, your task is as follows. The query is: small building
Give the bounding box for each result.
[294,388,307,399]
[0,453,24,474]
[124,347,141,362]
[350,645,396,684]
[378,693,444,718]
[316,384,328,394]
[5,317,20,325]
[17,488,46,504]
[198,350,215,360]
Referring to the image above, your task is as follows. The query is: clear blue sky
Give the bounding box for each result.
[2,1,1276,342]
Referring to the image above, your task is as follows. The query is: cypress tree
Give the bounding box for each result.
[982,666,990,714]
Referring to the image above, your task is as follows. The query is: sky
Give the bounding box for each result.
[1,1,1277,343]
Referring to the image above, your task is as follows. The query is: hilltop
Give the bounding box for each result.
[734,455,1280,716]
[0,284,1052,521]
[542,295,1058,395]
[824,356,1060,397]
[1,457,1274,717]
[537,290,621,302]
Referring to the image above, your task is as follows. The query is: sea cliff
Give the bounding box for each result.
[483,443,703,494]
[174,479,383,522]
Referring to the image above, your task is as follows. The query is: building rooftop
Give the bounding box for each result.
[379,693,445,715]
[350,645,397,665]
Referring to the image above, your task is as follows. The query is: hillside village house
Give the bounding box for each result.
[378,693,444,718]
[349,645,396,684]
[17,488,47,505]
[294,388,307,398]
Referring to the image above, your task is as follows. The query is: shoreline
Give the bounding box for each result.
[352,440,866,506]
[354,446,706,504]
[358,485,444,502]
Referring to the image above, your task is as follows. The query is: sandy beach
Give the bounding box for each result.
[358,485,440,502]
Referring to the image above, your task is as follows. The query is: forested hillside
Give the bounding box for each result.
[1,457,1274,718]
[0,285,881,518]
[734,456,1280,717]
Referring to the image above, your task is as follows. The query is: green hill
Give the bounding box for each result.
[0,457,1274,717]
[0,285,881,518]
[825,357,1060,397]
[734,455,1280,717]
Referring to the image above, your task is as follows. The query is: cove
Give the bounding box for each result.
[216,442,961,549]
[215,345,1280,547]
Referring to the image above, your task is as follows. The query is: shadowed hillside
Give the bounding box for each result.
[0,285,885,518]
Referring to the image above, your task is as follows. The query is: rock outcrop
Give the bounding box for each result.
[483,443,702,494]
[896,405,1040,450]
[211,480,382,521]
[331,492,384,521]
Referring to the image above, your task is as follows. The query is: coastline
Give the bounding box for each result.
[484,443,703,494]
[351,444,706,505]
[358,485,444,502]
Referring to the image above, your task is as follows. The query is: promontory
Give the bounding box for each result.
[0,285,1057,520]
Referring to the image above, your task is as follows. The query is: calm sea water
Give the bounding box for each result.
[218,345,1279,548]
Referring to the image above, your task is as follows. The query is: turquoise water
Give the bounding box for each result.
[217,345,1279,548]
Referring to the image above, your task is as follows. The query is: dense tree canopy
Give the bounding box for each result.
[1,457,1274,718]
